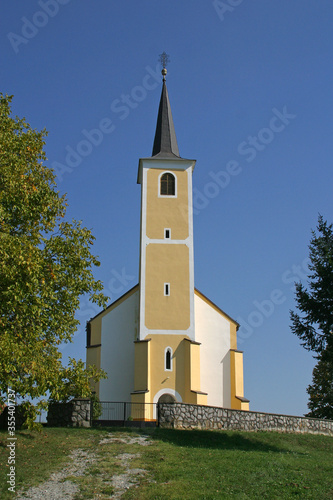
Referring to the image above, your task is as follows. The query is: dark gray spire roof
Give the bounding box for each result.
[152,80,180,158]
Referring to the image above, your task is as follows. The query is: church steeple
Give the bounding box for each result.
[137,54,196,341]
[152,70,180,158]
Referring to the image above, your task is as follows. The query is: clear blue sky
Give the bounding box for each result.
[2,1,333,416]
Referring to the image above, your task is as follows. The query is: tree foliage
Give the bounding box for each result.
[0,94,107,411]
[290,215,333,419]
[306,352,333,419]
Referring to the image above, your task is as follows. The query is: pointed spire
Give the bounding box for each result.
[152,76,180,158]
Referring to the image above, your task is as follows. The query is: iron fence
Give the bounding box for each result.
[95,401,158,426]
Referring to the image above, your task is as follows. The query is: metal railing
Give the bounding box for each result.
[95,401,158,426]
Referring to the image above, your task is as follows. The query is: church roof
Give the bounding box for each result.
[88,284,239,329]
[151,79,180,159]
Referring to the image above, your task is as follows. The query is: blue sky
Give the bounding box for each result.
[2,1,333,416]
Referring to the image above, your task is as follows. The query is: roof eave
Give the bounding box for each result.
[137,156,196,184]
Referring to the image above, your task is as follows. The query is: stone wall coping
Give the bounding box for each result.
[158,402,333,424]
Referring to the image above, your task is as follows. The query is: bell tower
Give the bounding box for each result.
[131,58,208,415]
[137,65,196,341]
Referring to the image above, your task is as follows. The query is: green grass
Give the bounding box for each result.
[1,426,332,499]
[0,427,103,500]
[126,428,333,499]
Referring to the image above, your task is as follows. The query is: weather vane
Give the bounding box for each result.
[158,51,170,81]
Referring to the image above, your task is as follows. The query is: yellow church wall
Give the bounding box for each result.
[86,315,103,397]
[145,244,190,330]
[196,393,208,405]
[146,168,189,240]
[131,391,155,421]
[86,346,101,397]
[133,340,150,392]
[147,335,189,404]
[183,339,198,404]
[131,392,147,404]
[90,315,102,346]
[132,339,156,420]
[144,335,204,407]
[184,339,191,400]
[230,349,248,410]
[189,342,201,392]
[186,340,208,405]
[240,400,250,411]
[230,323,238,350]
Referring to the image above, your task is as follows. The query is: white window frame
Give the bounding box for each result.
[158,171,177,198]
[164,347,173,371]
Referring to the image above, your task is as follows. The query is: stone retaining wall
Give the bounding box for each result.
[158,403,333,436]
[47,398,91,427]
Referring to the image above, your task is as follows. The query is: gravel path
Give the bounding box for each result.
[99,433,152,499]
[16,448,97,500]
[16,433,152,500]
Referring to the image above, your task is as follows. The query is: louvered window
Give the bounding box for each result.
[160,173,175,196]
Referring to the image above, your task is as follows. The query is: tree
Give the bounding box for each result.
[290,215,333,419]
[0,94,108,417]
[306,352,333,419]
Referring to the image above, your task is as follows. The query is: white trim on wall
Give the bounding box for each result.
[164,283,170,296]
[187,167,195,341]
[139,168,148,340]
[153,388,182,418]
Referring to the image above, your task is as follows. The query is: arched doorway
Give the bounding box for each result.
[153,389,182,419]
[158,393,176,404]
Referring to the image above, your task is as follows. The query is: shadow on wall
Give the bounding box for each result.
[221,351,231,408]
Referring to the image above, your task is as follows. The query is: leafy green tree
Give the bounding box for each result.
[0,94,107,415]
[290,215,333,418]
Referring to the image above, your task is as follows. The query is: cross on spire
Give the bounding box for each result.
[159,51,170,69]
[159,52,170,81]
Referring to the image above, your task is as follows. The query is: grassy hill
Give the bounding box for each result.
[1,426,332,499]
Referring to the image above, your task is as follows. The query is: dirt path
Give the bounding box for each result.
[99,434,152,499]
[16,433,152,500]
[16,448,97,500]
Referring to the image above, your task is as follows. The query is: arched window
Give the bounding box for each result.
[165,347,172,371]
[160,172,175,196]
[166,350,171,370]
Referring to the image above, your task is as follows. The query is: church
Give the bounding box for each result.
[86,64,249,420]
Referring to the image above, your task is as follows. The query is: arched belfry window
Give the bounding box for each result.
[165,347,173,371]
[160,172,176,196]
